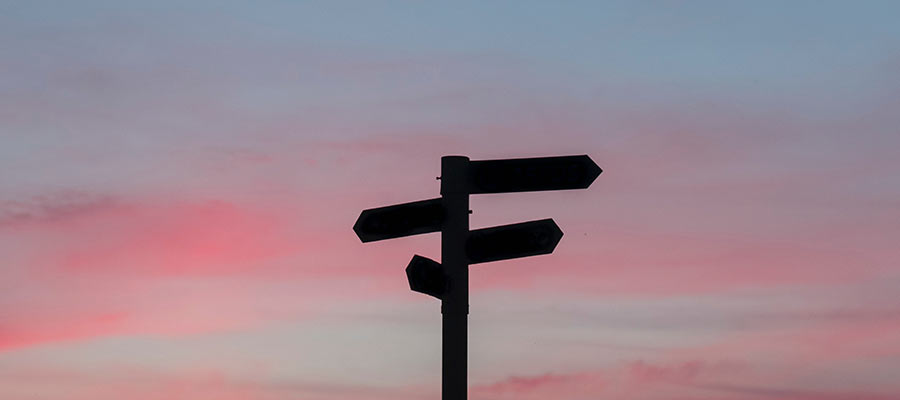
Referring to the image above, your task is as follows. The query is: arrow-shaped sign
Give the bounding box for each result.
[467,154,602,194]
[466,218,563,264]
[353,198,445,243]
[406,255,448,299]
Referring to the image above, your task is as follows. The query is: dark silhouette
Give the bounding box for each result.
[353,154,601,400]
[353,198,444,243]
[406,255,447,299]
[466,218,563,264]
[466,154,601,194]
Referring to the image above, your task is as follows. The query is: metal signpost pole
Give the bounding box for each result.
[440,156,469,400]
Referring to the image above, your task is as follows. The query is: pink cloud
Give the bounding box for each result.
[0,288,268,351]
[0,189,441,351]
[0,312,128,351]
[0,194,314,350]
[473,371,599,396]
[470,359,747,400]
[697,384,899,400]
[626,360,704,383]
[43,200,295,276]
[670,307,900,362]
[471,357,900,400]
[471,371,603,400]
[0,365,429,400]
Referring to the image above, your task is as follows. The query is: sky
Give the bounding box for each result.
[1,1,900,399]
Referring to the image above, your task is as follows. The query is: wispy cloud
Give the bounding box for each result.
[470,359,744,399]
[698,383,898,400]
[0,191,120,228]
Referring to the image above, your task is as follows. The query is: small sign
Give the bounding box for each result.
[467,154,602,194]
[353,198,444,243]
[406,255,448,299]
[466,219,563,264]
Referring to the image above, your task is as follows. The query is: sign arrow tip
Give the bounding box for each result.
[584,155,603,188]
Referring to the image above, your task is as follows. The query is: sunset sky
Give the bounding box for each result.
[2,1,900,399]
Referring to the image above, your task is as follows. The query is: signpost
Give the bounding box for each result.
[353,154,601,400]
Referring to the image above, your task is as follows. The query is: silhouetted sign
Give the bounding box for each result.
[467,155,602,194]
[466,219,563,264]
[354,154,602,400]
[353,198,444,243]
[406,255,447,299]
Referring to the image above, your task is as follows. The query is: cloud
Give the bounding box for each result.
[626,360,704,383]
[471,371,603,400]
[0,312,129,351]
[698,383,898,400]
[0,188,443,351]
[1,195,296,277]
[0,191,120,228]
[0,365,430,400]
[470,359,744,400]
[0,194,313,350]
[470,357,900,400]
[473,371,599,395]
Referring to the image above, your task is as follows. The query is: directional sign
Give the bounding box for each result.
[406,255,448,299]
[466,218,563,264]
[354,154,601,400]
[467,154,601,194]
[353,198,444,243]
